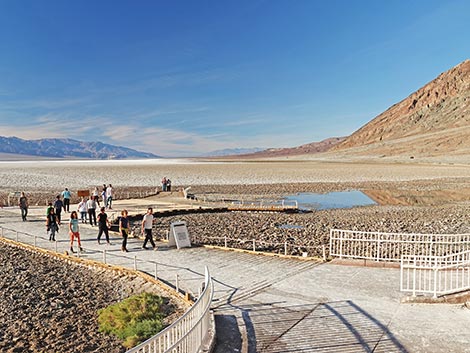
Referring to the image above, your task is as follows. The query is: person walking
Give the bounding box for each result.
[86,197,97,226]
[46,207,59,241]
[53,195,63,225]
[141,207,156,250]
[106,184,113,209]
[161,177,167,192]
[18,192,28,221]
[77,198,88,223]
[97,207,111,245]
[92,187,100,206]
[119,209,130,252]
[69,211,83,253]
[166,178,171,192]
[61,188,72,212]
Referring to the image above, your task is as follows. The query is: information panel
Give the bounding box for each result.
[168,221,191,249]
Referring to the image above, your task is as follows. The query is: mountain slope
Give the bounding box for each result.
[0,136,159,159]
[332,59,470,158]
[221,137,346,159]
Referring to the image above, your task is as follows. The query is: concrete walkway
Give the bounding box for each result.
[1,204,469,353]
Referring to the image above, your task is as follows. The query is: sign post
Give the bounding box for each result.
[168,221,191,249]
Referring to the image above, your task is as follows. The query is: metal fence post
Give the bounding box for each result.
[433,257,438,298]
[252,239,256,252]
[176,274,179,293]
[284,242,288,256]
[134,256,137,271]
[224,236,227,248]
[322,245,326,261]
[376,233,381,262]
[103,249,107,264]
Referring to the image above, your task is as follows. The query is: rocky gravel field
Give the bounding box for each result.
[0,242,185,353]
[143,203,470,257]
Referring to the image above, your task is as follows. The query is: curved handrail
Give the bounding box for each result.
[126,266,214,353]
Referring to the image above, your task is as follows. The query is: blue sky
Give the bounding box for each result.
[0,1,469,157]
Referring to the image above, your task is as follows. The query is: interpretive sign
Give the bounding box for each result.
[77,190,90,197]
[168,221,191,249]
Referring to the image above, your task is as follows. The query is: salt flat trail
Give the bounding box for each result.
[1,206,469,353]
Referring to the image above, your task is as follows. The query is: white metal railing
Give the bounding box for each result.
[126,267,214,353]
[192,234,327,260]
[400,250,470,298]
[0,225,215,352]
[329,229,470,262]
[197,195,298,210]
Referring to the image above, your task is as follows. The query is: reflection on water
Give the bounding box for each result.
[284,191,376,210]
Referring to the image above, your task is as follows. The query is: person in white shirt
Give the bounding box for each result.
[86,197,97,226]
[141,207,156,250]
[106,184,113,209]
[77,198,88,223]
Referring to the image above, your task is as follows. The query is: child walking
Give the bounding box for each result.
[69,211,83,253]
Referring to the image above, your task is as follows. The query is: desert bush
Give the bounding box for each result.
[98,292,165,348]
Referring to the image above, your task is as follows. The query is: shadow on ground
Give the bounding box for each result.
[215,300,408,353]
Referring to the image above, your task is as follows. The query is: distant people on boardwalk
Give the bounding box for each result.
[92,187,100,206]
[106,184,113,209]
[97,207,111,245]
[141,207,156,250]
[86,196,97,226]
[166,178,172,192]
[77,198,88,223]
[161,177,167,192]
[46,207,59,241]
[101,184,107,206]
[61,188,71,212]
[69,211,83,253]
[119,209,130,252]
[18,192,28,221]
[54,195,63,224]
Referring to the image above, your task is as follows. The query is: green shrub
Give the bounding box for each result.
[98,293,166,348]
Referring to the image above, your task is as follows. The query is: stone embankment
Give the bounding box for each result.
[0,242,184,353]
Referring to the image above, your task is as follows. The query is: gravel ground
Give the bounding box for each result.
[0,242,187,353]
[139,203,470,257]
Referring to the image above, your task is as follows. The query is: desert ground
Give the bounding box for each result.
[1,158,469,256]
[1,158,469,352]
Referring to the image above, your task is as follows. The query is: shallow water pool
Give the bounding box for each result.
[284,191,376,210]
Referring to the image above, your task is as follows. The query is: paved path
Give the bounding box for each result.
[1,205,469,353]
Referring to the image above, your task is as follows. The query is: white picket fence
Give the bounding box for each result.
[400,250,470,298]
[329,229,470,298]
[329,229,470,262]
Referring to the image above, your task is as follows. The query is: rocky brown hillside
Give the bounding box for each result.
[225,137,345,159]
[332,59,470,158]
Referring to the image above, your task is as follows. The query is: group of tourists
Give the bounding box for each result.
[161,177,172,192]
[18,187,159,254]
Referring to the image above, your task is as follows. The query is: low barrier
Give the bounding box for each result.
[329,229,470,262]
[0,225,215,353]
[400,250,470,298]
[191,234,327,260]
[197,195,298,211]
[127,267,214,353]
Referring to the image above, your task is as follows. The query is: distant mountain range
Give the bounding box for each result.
[0,136,160,159]
[202,147,266,157]
[219,137,346,159]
